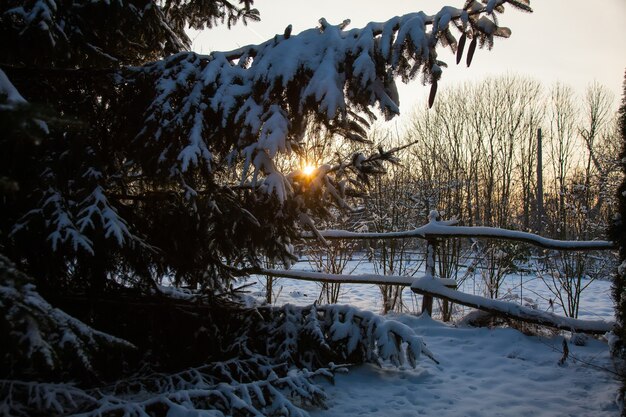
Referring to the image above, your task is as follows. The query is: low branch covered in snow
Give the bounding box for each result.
[0,302,435,416]
[305,210,615,251]
[0,367,331,417]
[251,304,436,369]
[0,255,135,379]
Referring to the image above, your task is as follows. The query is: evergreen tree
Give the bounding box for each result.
[1,0,529,294]
[0,1,535,414]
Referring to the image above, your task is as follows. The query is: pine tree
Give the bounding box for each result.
[1,0,530,294]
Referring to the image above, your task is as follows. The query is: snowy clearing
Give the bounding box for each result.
[313,314,619,417]
[245,257,620,416]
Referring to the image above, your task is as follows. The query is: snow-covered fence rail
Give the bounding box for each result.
[261,268,414,286]
[304,211,616,251]
[409,277,614,334]
[258,268,613,334]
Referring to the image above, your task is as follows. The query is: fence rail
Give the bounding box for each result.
[264,211,616,333]
[304,212,616,251]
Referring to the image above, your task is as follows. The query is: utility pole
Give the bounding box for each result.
[536,128,544,234]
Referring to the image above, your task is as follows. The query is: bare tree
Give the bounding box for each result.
[579,82,619,230]
[545,83,578,239]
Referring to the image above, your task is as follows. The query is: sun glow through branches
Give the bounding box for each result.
[302,164,316,176]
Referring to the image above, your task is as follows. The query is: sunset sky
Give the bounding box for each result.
[191,0,626,122]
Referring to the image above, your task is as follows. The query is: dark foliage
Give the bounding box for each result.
[610,70,626,404]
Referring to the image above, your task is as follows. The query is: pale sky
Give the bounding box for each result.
[191,0,626,122]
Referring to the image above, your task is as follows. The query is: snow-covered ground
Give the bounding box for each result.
[244,257,621,416]
[313,315,619,417]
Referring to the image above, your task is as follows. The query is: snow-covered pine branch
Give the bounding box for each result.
[253,304,436,369]
[0,302,435,416]
[76,185,135,248]
[0,368,330,417]
[0,68,48,141]
[0,0,259,67]
[0,255,135,379]
[1,0,532,299]
[0,69,27,109]
[133,0,528,202]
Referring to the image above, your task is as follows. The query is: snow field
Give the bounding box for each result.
[313,315,619,417]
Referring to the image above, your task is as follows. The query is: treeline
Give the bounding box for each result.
[363,75,621,241]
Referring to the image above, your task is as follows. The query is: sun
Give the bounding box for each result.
[302,164,316,176]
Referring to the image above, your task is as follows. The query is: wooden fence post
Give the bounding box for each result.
[421,236,437,316]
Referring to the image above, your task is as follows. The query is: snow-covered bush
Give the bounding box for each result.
[0,301,434,416]
[252,304,436,369]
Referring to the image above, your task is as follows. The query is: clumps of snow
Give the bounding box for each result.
[0,69,27,108]
[0,68,49,134]
[0,366,331,417]
[289,290,308,298]
[76,185,133,247]
[157,284,201,300]
[39,187,95,254]
[261,303,436,369]
[0,301,435,416]
[14,183,142,256]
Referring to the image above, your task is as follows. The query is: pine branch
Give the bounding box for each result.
[0,256,135,379]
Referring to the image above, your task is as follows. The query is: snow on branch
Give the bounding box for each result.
[316,304,437,367]
[76,185,135,247]
[13,183,142,255]
[0,302,435,416]
[0,69,27,109]
[133,1,529,199]
[1,0,258,66]
[257,304,437,368]
[0,68,49,134]
[0,255,135,378]
[410,276,615,334]
[0,368,329,417]
[261,268,414,286]
[304,210,615,251]
[39,187,95,254]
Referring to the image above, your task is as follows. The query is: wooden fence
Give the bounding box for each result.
[260,211,616,334]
